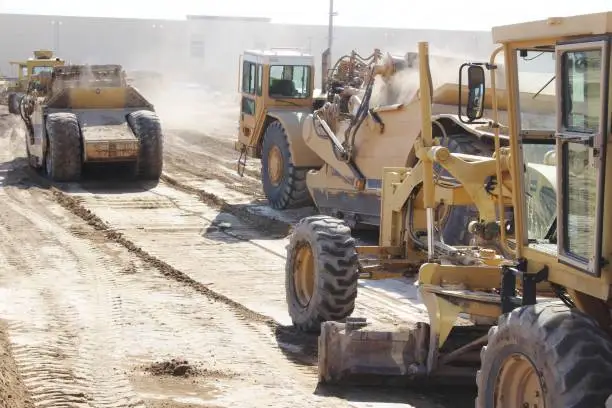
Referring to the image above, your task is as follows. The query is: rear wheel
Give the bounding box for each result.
[127,110,163,180]
[476,302,612,408]
[45,112,82,181]
[261,120,313,210]
[285,215,358,333]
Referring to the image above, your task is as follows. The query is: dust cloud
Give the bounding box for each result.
[125,72,239,139]
[369,45,507,108]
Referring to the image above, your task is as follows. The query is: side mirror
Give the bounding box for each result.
[467,65,485,120]
[458,63,486,123]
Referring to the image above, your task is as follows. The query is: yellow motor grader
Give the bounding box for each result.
[19,64,164,181]
[284,11,612,408]
[1,50,65,114]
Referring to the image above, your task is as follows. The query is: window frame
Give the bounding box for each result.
[555,38,610,276]
[241,60,257,95]
[268,64,311,99]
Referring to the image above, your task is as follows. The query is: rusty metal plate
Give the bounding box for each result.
[85,140,139,162]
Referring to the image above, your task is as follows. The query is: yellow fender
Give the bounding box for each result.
[265,108,324,168]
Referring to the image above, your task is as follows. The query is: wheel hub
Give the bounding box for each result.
[496,353,545,408]
[294,243,315,307]
[267,145,284,186]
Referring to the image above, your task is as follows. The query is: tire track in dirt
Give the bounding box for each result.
[3,140,323,367]
[0,175,351,407]
[46,184,322,366]
[0,185,147,408]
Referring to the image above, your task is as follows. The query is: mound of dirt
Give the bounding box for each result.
[144,359,200,377]
[0,321,34,408]
[143,359,237,379]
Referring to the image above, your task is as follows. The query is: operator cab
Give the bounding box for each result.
[461,22,610,277]
[236,48,315,158]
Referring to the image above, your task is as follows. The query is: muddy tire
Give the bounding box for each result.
[7,93,16,114]
[476,302,612,408]
[261,121,313,210]
[45,112,82,181]
[128,110,163,180]
[434,133,494,245]
[285,215,358,333]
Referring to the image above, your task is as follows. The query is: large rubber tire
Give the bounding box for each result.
[13,93,24,115]
[7,93,16,114]
[45,112,82,181]
[434,133,494,246]
[476,302,612,408]
[261,121,313,210]
[285,215,358,333]
[127,110,163,180]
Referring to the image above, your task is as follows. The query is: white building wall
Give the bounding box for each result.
[0,13,495,92]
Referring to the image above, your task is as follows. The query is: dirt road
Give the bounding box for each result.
[0,104,474,408]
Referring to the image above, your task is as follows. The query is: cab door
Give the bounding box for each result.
[555,38,610,275]
[238,60,263,151]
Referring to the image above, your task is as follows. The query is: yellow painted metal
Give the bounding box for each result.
[420,288,461,349]
[294,244,315,307]
[68,88,128,109]
[84,140,139,161]
[492,12,612,44]
[267,145,284,186]
[417,42,435,211]
[495,353,545,408]
[419,263,504,290]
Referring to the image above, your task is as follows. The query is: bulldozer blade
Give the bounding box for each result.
[318,318,478,387]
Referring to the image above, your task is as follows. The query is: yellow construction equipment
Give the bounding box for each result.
[1,50,65,114]
[19,64,164,181]
[283,11,612,408]
[233,46,545,238]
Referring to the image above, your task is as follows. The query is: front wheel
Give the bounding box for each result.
[285,215,359,333]
[476,302,612,408]
[7,93,16,114]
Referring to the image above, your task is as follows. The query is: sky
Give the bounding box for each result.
[0,0,609,31]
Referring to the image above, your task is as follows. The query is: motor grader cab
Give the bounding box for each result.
[283,11,612,408]
[19,64,163,182]
[4,50,64,114]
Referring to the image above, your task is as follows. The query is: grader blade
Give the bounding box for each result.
[318,318,430,385]
[318,318,480,386]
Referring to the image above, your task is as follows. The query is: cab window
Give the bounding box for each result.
[559,48,602,262]
[32,66,53,75]
[268,65,310,99]
[242,61,256,94]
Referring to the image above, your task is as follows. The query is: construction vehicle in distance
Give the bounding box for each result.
[19,64,164,182]
[283,11,612,408]
[233,47,384,213]
[1,50,65,114]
